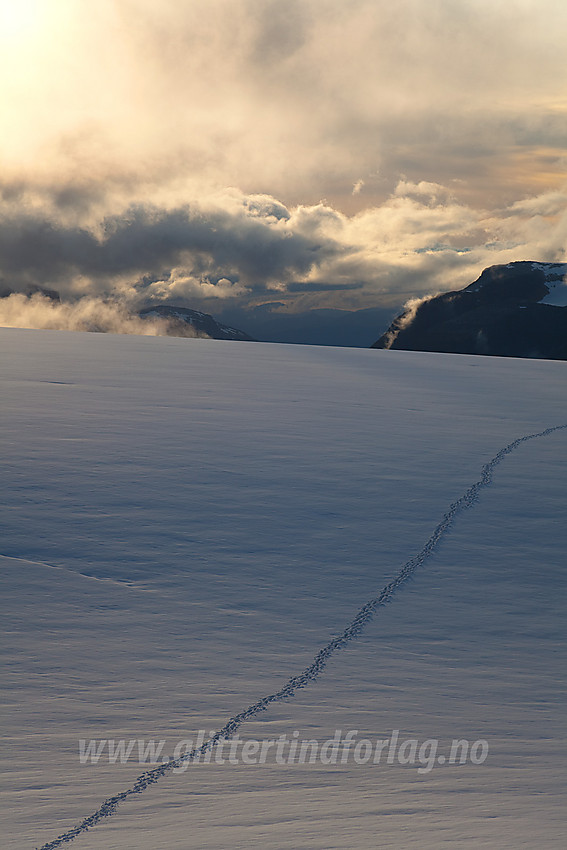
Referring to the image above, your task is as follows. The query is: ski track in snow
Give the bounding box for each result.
[36,424,567,849]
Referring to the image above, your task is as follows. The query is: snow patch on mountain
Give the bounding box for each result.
[532,262,567,307]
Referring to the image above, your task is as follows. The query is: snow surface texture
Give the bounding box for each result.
[2,328,567,850]
[34,427,567,850]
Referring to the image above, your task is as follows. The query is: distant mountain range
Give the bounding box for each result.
[139,303,398,347]
[372,262,567,360]
[211,304,398,348]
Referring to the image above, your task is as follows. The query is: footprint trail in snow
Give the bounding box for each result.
[37,423,567,849]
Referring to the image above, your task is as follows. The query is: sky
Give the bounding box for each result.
[0,0,566,324]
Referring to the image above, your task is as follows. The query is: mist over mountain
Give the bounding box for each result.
[3,262,566,354]
[0,289,255,341]
[139,305,255,341]
[0,286,395,347]
[372,262,567,360]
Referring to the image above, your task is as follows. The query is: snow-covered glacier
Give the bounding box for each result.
[1,328,566,850]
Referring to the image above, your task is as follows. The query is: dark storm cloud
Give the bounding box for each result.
[0,198,340,296]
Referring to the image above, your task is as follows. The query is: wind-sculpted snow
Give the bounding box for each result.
[37,424,567,850]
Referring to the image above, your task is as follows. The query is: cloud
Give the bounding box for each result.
[0,292,190,336]
[1,1,565,329]
[0,179,565,319]
[0,189,341,301]
[379,294,438,349]
[2,0,565,213]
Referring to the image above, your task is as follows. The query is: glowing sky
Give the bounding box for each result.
[1,0,566,313]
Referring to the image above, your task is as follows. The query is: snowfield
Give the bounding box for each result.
[1,328,566,850]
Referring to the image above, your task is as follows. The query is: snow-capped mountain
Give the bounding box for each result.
[139,305,255,341]
[372,261,567,359]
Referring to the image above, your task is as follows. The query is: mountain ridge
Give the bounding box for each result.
[372,261,567,360]
[138,305,255,341]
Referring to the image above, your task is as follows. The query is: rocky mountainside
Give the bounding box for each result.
[139,305,255,341]
[372,262,567,360]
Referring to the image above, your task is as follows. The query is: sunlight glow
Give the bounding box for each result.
[0,0,44,41]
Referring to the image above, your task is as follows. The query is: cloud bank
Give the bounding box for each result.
[0,0,565,319]
[1,181,565,318]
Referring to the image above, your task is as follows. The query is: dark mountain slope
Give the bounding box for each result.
[372,262,567,360]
